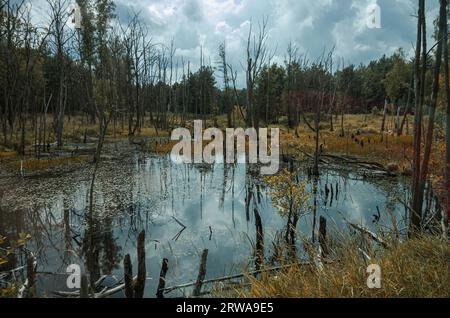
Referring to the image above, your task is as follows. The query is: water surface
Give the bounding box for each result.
[0,153,414,297]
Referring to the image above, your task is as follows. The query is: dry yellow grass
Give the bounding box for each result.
[1,113,446,178]
[131,127,170,138]
[279,114,415,166]
[146,113,435,175]
[0,151,17,159]
[280,129,414,171]
[224,236,450,298]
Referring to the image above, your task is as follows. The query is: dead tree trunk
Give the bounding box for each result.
[25,254,36,298]
[134,230,146,298]
[313,106,320,176]
[156,258,169,298]
[412,0,445,236]
[410,0,426,235]
[80,274,89,298]
[193,249,208,297]
[399,68,414,136]
[381,99,388,132]
[254,208,264,271]
[219,43,233,128]
[123,254,133,299]
[442,0,450,232]
[319,216,328,258]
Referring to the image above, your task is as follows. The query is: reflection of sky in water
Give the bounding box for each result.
[22,155,411,297]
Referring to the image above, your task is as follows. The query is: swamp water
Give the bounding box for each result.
[0,152,416,297]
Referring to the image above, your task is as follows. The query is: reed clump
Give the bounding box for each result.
[226,235,450,298]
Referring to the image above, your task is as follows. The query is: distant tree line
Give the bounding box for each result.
[0,0,425,151]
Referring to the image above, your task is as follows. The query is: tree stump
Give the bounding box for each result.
[134,230,146,298]
[156,258,169,298]
[319,216,328,258]
[124,254,133,299]
[193,249,209,297]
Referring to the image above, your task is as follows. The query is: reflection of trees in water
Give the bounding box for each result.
[244,164,265,270]
[0,161,133,283]
[253,208,264,271]
[231,166,236,229]
[259,163,425,266]
[82,162,134,285]
[311,176,318,243]
[219,164,228,211]
[101,217,122,274]
[82,213,123,284]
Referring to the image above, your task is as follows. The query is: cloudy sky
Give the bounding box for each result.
[27,0,439,86]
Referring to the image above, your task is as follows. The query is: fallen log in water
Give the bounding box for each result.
[163,260,335,295]
[172,216,187,229]
[0,265,26,280]
[319,154,395,175]
[347,222,388,248]
[284,151,396,176]
[95,277,137,299]
[52,276,138,298]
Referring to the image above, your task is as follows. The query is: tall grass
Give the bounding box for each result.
[224,236,450,298]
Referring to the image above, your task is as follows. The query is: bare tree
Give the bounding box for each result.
[410,0,445,235]
[245,18,270,130]
[380,98,389,132]
[442,0,450,232]
[219,42,233,127]
[228,63,246,123]
[312,50,334,176]
[120,12,150,135]
[286,41,299,129]
[47,0,73,149]
[398,65,414,136]
[410,0,426,234]
[1,0,26,145]
[19,5,42,156]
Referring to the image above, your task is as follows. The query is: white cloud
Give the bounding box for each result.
[22,0,440,86]
[147,3,175,26]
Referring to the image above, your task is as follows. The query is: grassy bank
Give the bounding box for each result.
[222,235,450,298]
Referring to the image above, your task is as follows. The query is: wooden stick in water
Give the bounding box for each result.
[156,258,169,298]
[319,216,328,258]
[134,230,146,298]
[193,249,208,297]
[124,254,133,298]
